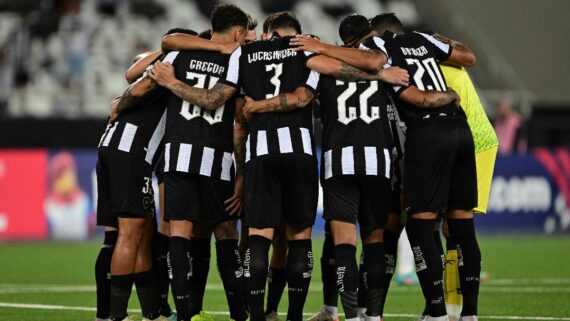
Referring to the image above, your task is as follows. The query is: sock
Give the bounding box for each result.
[334,243,359,319]
[134,271,160,319]
[244,235,271,321]
[188,237,211,316]
[109,274,134,321]
[434,230,445,267]
[380,230,398,316]
[363,242,385,317]
[405,219,446,317]
[447,218,481,316]
[95,231,118,319]
[265,267,287,314]
[357,252,367,311]
[216,239,248,321]
[153,232,172,316]
[168,236,191,321]
[321,222,338,308]
[286,239,314,321]
[444,236,463,319]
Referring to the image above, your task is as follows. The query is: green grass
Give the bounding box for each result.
[1,235,570,320]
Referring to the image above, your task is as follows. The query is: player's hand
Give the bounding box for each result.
[108,96,121,122]
[290,35,327,53]
[148,61,177,88]
[242,96,256,121]
[379,67,409,86]
[448,88,461,107]
[225,174,243,216]
[220,42,240,54]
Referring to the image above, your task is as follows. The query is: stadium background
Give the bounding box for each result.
[0,0,569,320]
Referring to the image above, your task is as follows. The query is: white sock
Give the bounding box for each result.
[322,305,338,317]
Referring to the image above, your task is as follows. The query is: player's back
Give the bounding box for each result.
[238,35,313,132]
[99,87,167,166]
[380,31,465,124]
[163,50,235,180]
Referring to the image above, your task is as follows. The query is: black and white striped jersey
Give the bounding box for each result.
[305,70,393,180]
[365,32,464,123]
[98,83,168,168]
[219,34,317,162]
[162,50,236,181]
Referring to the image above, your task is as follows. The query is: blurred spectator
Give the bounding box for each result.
[494,98,527,155]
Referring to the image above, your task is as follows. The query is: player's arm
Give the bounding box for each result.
[161,33,238,54]
[225,97,247,216]
[148,61,236,110]
[431,33,477,67]
[125,50,162,84]
[242,86,315,120]
[398,86,460,109]
[306,55,408,85]
[291,35,386,72]
[115,75,158,113]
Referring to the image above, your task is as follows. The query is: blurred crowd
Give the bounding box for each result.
[0,0,420,118]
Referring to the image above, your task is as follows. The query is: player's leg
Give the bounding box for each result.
[281,154,318,321]
[154,178,175,319]
[245,227,274,321]
[164,173,198,321]
[94,158,118,321]
[266,226,288,320]
[133,217,162,320]
[214,220,248,321]
[188,223,212,318]
[243,155,282,321]
[378,213,402,319]
[307,220,339,321]
[109,216,147,321]
[443,218,462,321]
[446,120,480,321]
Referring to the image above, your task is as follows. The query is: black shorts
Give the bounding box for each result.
[403,117,477,215]
[163,172,234,224]
[244,153,318,229]
[323,175,391,232]
[96,148,156,228]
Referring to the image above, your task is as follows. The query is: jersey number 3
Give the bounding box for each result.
[265,63,283,98]
[180,72,224,124]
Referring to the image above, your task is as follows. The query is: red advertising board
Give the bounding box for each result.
[0,149,48,239]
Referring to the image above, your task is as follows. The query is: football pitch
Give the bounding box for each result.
[1,235,570,321]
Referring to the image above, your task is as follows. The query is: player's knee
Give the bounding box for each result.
[214,221,238,240]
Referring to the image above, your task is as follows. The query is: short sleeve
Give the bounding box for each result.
[302,70,320,95]
[219,47,242,88]
[359,36,389,57]
[415,32,452,62]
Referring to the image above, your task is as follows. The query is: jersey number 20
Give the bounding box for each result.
[180,72,224,124]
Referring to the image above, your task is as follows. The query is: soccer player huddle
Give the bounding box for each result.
[95,3,498,321]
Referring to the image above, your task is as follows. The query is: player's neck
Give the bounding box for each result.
[211,32,234,44]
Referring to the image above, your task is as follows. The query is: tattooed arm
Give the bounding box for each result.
[148,61,237,110]
[399,86,460,109]
[224,97,248,216]
[242,87,316,120]
[115,75,157,113]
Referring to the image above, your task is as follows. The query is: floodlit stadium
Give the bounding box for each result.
[0,1,569,321]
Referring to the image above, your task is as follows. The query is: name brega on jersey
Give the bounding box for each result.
[247,48,297,63]
[189,59,225,75]
[400,45,428,57]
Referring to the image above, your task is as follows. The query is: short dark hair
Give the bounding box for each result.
[198,29,212,40]
[164,28,198,37]
[247,13,258,31]
[369,13,404,35]
[265,11,302,34]
[338,14,372,46]
[210,4,249,33]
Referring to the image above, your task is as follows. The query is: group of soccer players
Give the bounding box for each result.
[95,3,497,321]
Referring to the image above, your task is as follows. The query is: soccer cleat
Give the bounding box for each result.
[459,316,478,321]
[414,316,427,321]
[265,311,283,321]
[306,307,339,321]
[190,311,214,321]
[425,316,449,321]
[395,271,419,286]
